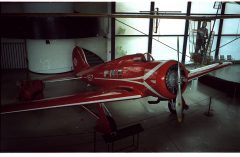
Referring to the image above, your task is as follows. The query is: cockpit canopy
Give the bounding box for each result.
[124,53,155,63]
[143,53,154,62]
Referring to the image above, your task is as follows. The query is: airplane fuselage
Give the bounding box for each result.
[0,46,232,118]
[76,53,188,100]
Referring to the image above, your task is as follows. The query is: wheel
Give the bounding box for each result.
[168,100,176,114]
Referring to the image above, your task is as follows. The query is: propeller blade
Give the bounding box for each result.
[176,81,183,122]
[175,36,183,122]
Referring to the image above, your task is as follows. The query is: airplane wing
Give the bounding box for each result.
[0,88,142,114]
[42,71,77,83]
[187,62,232,81]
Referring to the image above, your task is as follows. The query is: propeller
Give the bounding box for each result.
[175,36,183,122]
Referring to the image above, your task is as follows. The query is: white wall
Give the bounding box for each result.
[22,3,75,73]
[1,2,109,72]
[75,37,108,61]
[27,39,75,73]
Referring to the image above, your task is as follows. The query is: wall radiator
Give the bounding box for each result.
[1,41,28,69]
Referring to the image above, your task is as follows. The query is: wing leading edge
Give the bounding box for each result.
[187,62,232,81]
[0,88,142,114]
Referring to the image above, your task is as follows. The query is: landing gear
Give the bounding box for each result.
[168,98,189,114]
[95,103,117,134]
[81,103,117,134]
[168,100,177,114]
[106,115,117,132]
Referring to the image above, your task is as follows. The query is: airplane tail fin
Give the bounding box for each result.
[72,46,90,74]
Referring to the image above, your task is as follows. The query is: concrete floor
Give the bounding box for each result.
[1,68,240,152]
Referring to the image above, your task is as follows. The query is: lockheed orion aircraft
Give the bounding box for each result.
[0,46,232,134]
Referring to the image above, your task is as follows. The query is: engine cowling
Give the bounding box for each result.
[154,60,188,99]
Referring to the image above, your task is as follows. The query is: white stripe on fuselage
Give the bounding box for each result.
[88,92,121,98]
[44,76,83,83]
[95,77,144,86]
[92,61,168,98]
[143,61,167,80]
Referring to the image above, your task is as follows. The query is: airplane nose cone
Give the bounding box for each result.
[168,71,178,85]
[165,64,187,95]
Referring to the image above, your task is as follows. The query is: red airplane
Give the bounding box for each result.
[0,46,232,134]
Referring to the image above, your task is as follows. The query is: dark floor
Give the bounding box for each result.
[1,66,240,152]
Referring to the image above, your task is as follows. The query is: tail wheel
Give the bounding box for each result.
[168,100,176,114]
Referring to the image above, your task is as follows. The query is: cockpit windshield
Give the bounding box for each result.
[125,53,155,63]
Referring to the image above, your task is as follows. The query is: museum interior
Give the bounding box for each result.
[1,1,240,152]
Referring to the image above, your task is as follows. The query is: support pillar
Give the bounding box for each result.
[215,2,226,60]
[148,2,155,54]
[111,2,116,60]
[181,2,191,64]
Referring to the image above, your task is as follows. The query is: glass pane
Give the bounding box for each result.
[219,36,240,60]
[191,1,221,14]
[116,1,150,12]
[208,36,218,59]
[222,3,240,37]
[212,20,220,35]
[222,19,240,34]
[115,37,148,58]
[225,2,240,14]
[154,19,185,35]
[186,36,194,64]
[116,2,150,35]
[116,18,149,35]
[154,1,187,13]
[153,1,187,35]
[152,37,183,61]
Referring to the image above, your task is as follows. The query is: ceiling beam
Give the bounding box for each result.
[2,13,240,20]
